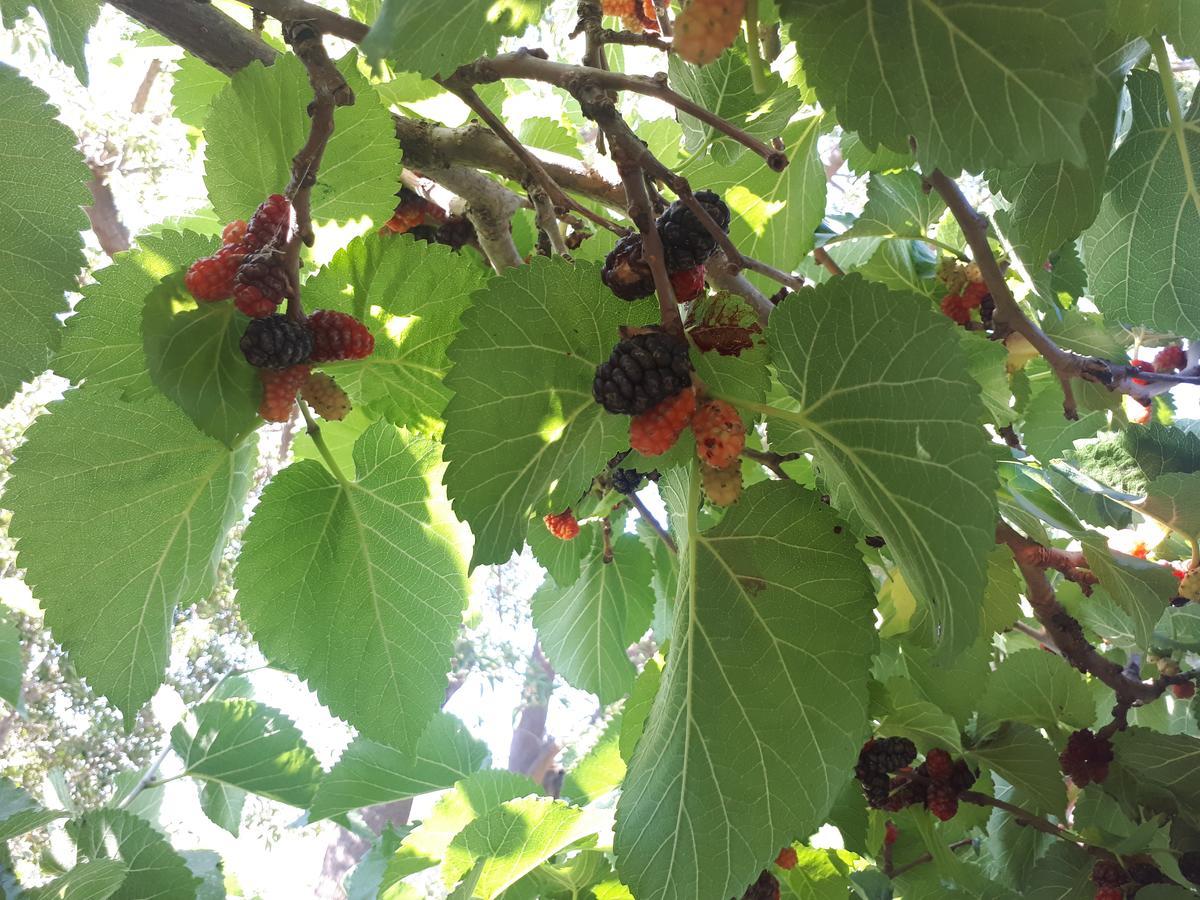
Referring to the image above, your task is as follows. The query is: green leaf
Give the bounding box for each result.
[782,846,856,899]
[781,0,1104,172]
[967,725,1066,816]
[560,715,625,806]
[170,699,324,808]
[878,678,962,753]
[142,273,260,448]
[1109,0,1200,61]
[959,332,1015,427]
[345,825,407,900]
[982,782,1053,892]
[614,480,876,900]
[443,797,594,899]
[309,712,488,820]
[517,117,575,156]
[171,54,227,130]
[1083,70,1200,334]
[840,131,912,175]
[0,614,19,708]
[182,850,225,900]
[689,295,770,405]
[1022,379,1107,463]
[900,637,992,727]
[236,423,466,753]
[831,171,946,245]
[0,64,90,406]
[56,231,218,394]
[204,54,398,225]
[443,258,656,567]
[6,390,255,720]
[531,534,653,703]
[69,810,200,900]
[619,655,662,764]
[362,0,544,78]
[1068,423,1200,495]
[301,233,488,430]
[669,42,797,165]
[1113,727,1200,809]
[992,37,1144,268]
[1082,535,1179,648]
[26,860,127,900]
[0,778,63,841]
[198,782,245,837]
[380,770,542,892]
[1140,471,1200,539]
[978,648,1095,734]
[766,275,998,655]
[0,1,99,84]
[1024,842,1093,900]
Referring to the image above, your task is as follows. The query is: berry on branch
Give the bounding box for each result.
[186,244,245,302]
[630,386,697,456]
[925,781,958,821]
[701,460,742,506]
[593,332,693,415]
[610,468,647,495]
[233,248,291,318]
[673,0,747,65]
[1173,681,1196,700]
[302,371,351,421]
[601,234,655,301]
[240,314,313,369]
[307,309,375,362]
[258,364,310,423]
[221,219,248,246]
[1153,343,1186,372]
[246,193,293,248]
[691,399,745,468]
[774,847,797,870]
[657,190,731,271]
[1091,860,1128,892]
[670,265,707,303]
[739,870,781,900]
[544,509,580,540]
[1059,728,1114,787]
[855,736,917,807]
[922,748,954,782]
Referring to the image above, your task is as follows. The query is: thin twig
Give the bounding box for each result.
[1010,620,1059,654]
[628,492,677,555]
[441,77,626,235]
[455,51,789,171]
[602,516,614,563]
[528,182,572,259]
[997,522,1168,709]
[813,246,844,277]
[741,447,800,480]
[888,838,974,879]
[960,791,1070,839]
[614,157,683,337]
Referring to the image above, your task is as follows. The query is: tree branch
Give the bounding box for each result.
[704,252,774,325]
[107,0,275,74]
[741,447,800,480]
[424,163,523,271]
[628,491,677,555]
[455,51,789,171]
[84,161,131,257]
[231,0,368,43]
[923,168,1200,418]
[997,522,1168,710]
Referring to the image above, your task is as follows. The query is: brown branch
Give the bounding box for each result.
[614,154,683,337]
[628,491,677,555]
[888,838,974,879]
[571,0,672,52]
[107,0,275,75]
[394,117,626,210]
[922,169,1200,417]
[232,0,368,42]
[277,21,354,319]
[84,162,131,257]
[705,253,774,326]
[426,164,523,271]
[997,522,1167,710]
[455,51,789,171]
[961,791,1069,838]
[742,447,800,480]
[440,76,625,235]
[1008,539,1098,595]
[130,58,163,114]
[602,516,615,563]
[812,246,845,277]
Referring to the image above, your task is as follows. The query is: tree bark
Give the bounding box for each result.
[107,0,276,75]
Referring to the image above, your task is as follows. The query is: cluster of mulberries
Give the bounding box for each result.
[674,0,745,65]
[1058,728,1113,787]
[854,736,917,807]
[182,195,376,424]
[601,0,659,33]
[937,258,992,326]
[593,331,747,504]
[601,191,729,303]
[856,740,976,821]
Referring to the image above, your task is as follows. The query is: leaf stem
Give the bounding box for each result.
[743,0,768,95]
[298,400,349,485]
[1151,35,1200,216]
